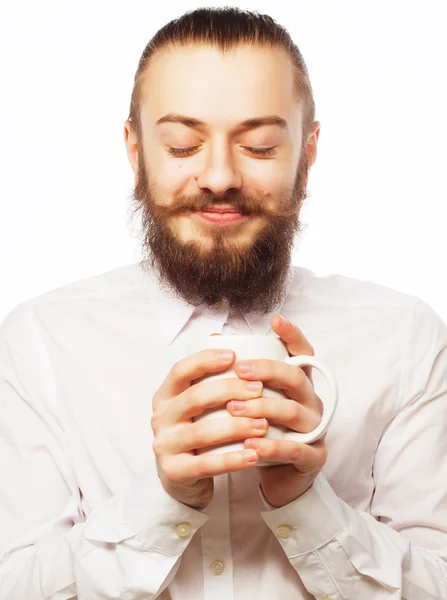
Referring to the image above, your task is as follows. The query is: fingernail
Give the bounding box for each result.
[218,350,233,362]
[252,418,267,430]
[278,315,290,325]
[246,438,261,448]
[230,400,245,411]
[243,449,258,462]
[246,381,262,391]
[237,361,252,373]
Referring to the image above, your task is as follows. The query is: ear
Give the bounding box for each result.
[306,121,321,167]
[124,120,139,178]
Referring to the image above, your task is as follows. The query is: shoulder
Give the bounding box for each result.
[1,262,148,336]
[288,266,422,311]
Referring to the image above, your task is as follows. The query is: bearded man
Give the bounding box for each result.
[0,7,446,600]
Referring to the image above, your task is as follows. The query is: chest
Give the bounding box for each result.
[52,312,402,514]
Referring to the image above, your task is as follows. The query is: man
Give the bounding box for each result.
[0,6,446,599]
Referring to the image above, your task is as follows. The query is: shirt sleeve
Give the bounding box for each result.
[0,303,209,599]
[259,300,447,600]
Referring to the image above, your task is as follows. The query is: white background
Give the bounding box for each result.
[1,0,446,323]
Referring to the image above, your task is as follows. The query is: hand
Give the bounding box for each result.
[151,349,266,509]
[228,314,328,508]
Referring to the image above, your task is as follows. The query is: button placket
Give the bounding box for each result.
[201,474,233,599]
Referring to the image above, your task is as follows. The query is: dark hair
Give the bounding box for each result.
[128,7,316,142]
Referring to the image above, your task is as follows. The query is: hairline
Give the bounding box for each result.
[131,40,309,139]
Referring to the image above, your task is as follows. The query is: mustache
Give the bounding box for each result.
[147,193,302,220]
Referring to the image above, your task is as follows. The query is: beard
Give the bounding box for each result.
[130,146,309,315]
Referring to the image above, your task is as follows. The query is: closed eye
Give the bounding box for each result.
[167,146,277,158]
[243,146,276,157]
[167,146,200,157]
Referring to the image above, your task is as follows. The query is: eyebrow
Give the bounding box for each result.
[155,113,288,133]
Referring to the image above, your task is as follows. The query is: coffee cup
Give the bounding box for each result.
[186,335,338,466]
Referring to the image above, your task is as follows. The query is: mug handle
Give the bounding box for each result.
[282,355,338,444]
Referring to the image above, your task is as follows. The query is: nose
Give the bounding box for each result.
[195,141,242,197]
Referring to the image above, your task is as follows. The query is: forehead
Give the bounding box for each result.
[139,44,301,131]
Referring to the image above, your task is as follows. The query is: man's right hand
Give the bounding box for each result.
[151,349,267,509]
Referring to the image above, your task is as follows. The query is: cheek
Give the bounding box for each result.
[148,156,193,202]
[252,174,295,205]
[246,157,295,193]
[159,159,194,190]
[268,169,297,201]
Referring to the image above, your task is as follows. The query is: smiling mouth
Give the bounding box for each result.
[193,209,244,224]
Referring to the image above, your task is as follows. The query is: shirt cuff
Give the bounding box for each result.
[123,464,210,555]
[259,473,344,557]
[83,461,209,556]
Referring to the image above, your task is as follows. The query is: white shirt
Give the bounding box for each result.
[0,262,446,600]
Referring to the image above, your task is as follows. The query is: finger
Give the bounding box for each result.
[270,314,314,357]
[160,448,260,486]
[154,348,236,408]
[155,378,263,426]
[227,397,321,432]
[270,314,315,380]
[153,415,268,454]
[234,358,318,409]
[243,437,327,471]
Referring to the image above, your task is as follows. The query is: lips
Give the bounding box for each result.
[194,209,244,224]
[199,206,239,213]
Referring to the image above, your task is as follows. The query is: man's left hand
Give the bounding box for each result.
[228,314,328,508]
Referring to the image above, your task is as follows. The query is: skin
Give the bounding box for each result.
[124,44,326,508]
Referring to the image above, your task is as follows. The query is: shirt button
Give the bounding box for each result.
[322,597,331,600]
[276,524,293,539]
[175,522,191,538]
[210,559,225,575]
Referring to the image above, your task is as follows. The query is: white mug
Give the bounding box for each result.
[186,335,338,466]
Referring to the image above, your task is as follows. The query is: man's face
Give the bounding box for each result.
[125,43,319,313]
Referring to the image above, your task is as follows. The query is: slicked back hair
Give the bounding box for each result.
[128,7,316,143]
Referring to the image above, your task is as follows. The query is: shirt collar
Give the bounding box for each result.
[138,261,297,346]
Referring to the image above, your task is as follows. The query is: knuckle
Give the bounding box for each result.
[293,367,307,387]
[197,460,213,480]
[191,423,209,447]
[291,444,304,463]
[315,394,324,415]
[170,359,185,380]
[222,451,239,471]
[152,390,160,409]
[291,401,302,421]
[239,417,253,434]
[150,412,161,433]
[259,397,269,413]
[182,387,197,413]
[248,397,264,416]
[161,460,180,483]
[267,439,282,457]
[152,436,164,457]
[221,378,233,396]
[221,378,240,400]
[228,377,242,395]
[191,458,210,480]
